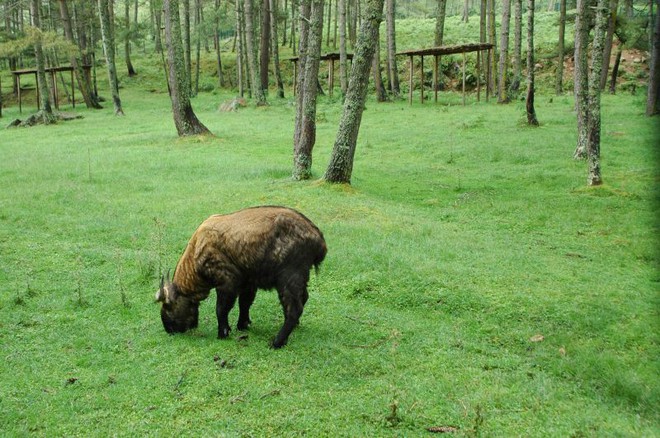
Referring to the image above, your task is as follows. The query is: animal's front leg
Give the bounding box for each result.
[216,289,237,339]
[237,286,257,331]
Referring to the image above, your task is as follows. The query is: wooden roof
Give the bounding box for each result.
[397,43,493,57]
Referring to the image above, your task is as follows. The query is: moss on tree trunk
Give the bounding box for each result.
[323,0,385,184]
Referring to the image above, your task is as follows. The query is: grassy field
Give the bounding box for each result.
[0,73,658,437]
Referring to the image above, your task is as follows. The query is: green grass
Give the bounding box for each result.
[0,76,658,437]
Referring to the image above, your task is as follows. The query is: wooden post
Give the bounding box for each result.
[486,48,491,101]
[476,49,481,102]
[433,54,439,103]
[420,55,424,103]
[71,69,75,108]
[16,74,22,114]
[292,60,297,96]
[51,70,59,110]
[328,58,334,98]
[35,73,39,111]
[408,55,413,105]
[462,51,466,105]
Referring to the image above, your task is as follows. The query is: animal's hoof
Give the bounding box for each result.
[237,318,252,331]
[218,327,231,339]
[271,338,286,349]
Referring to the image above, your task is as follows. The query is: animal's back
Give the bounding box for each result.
[191,206,326,284]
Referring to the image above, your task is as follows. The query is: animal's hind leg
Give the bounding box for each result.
[237,285,257,331]
[272,271,309,349]
[216,289,237,339]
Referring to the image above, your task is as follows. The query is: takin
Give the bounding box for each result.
[155,206,327,348]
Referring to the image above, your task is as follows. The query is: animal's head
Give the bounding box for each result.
[155,273,199,334]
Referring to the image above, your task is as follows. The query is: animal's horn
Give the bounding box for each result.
[155,272,167,302]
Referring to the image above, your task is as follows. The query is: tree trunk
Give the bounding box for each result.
[183,0,192,94]
[152,0,163,53]
[260,0,271,94]
[270,0,285,98]
[463,0,470,21]
[497,0,511,103]
[556,0,566,94]
[487,0,497,94]
[193,0,202,96]
[385,0,400,96]
[98,0,124,115]
[125,0,137,76]
[609,47,622,93]
[58,0,102,109]
[372,39,387,101]
[647,0,660,115]
[435,0,447,47]
[30,0,55,123]
[293,0,324,180]
[163,0,211,136]
[586,0,608,185]
[510,0,522,94]
[338,0,348,95]
[294,0,311,149]
[214,0,224,87]
[324,0,385,184]
[599,0,618,89]
[244,0,268,104]
[574,0,590,158]
[526,0,539,125]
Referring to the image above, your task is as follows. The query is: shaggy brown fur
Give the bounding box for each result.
[156,206,327,348]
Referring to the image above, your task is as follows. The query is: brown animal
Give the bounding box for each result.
[155,206,327,348]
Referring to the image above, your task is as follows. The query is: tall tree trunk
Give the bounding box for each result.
[270,0,285,98]
[647,0,660,115]
[163,0,211,136]
[294,0,311,148]
[153,0,163,53]
[260,0,271,94]
[556,0,566,94]
[193,0,202,96]
[236,0,245,96]
[293,0,324,180]
[183,0,192,94]
[98,0,124,115]
[526,0,539,125]
[487,0,497,94]
[30,0,55,123]
[324,0,385,184]
[125,0,136,76]
[599,0,618,89]
[58,0,102,109]
[385,0,400,96]
[435,0,447,46]
[372,39,387,101]
[214,0,224,87]
[244,0,268,104]
[574,0,590,158]
[338,0,348,95]
[463,0,470,21]
[609,47,622,93]
[586,0,608,185]
[509,0,522,94]
[497,0,511,103]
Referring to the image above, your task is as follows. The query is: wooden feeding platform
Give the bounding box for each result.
[397,43,494,105]
[10,65,91,113]
[289,52,354,97]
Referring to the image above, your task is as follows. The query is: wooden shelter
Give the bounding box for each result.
[397,43,493,105]
[289,52,353,97]
[10,65,91,113]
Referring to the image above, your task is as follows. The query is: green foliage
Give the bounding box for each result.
[0,81,657,435]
